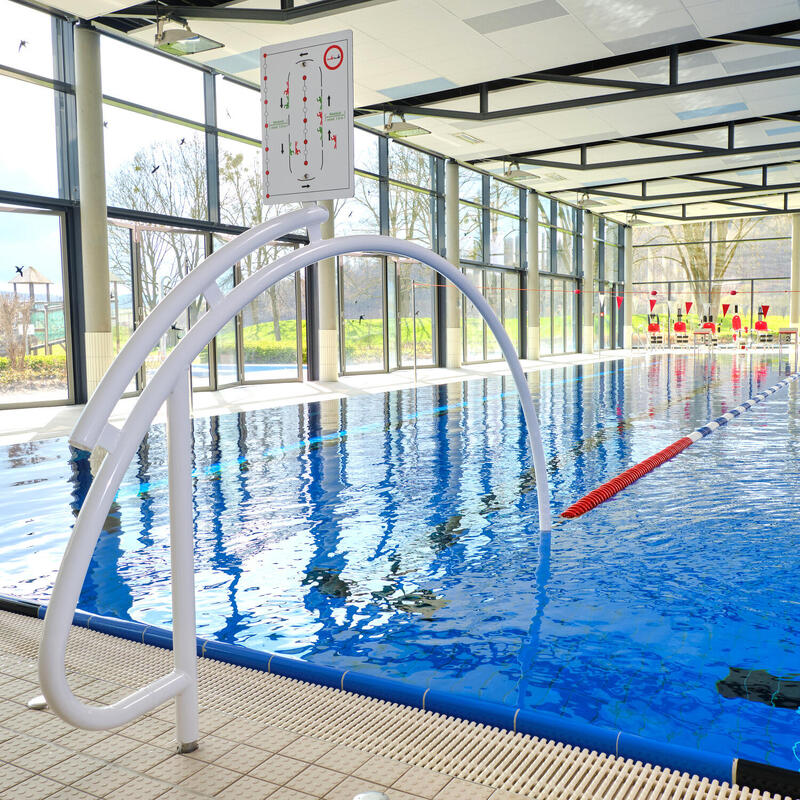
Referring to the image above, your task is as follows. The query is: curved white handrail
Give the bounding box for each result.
[41,221,551,747]
[71,205,328,452]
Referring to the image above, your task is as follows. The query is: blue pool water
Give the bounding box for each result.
[2,352,800,770]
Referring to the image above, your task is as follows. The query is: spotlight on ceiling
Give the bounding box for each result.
[577,191,603,209]
[383,113,430,138]
[155,18,223,56]
[627,211,640,225]
[504,162,540,180]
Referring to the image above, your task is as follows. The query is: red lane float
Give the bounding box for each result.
[560,437,693,518]
[561,370,800,519]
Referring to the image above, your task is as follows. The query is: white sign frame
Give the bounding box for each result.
[260,30,354,205]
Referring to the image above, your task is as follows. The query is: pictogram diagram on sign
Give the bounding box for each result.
[260,30,354,204]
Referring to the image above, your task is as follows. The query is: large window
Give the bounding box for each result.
[462,267,521,363]
[593,218,623,350]
[339,256,385,373]
[459,168,524,362]
[0,77,60,198]
[632,216,790,343]
[539,278,577,357]
[2,0,628,405]
[0,207,71,405]
[396,261,435,368]
[212,239,304,385]
[336,132,441,374]
[537,198,580,355]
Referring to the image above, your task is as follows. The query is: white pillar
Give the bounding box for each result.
[581,211,594,354]
[75,23,112,396]
[444,160,462,368]
[526,192,540,360]
[317,199,338,381]
[623,225,634,348]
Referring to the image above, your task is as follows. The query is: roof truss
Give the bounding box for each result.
[100,0,385,29]
[553,158,800,205]
[470,114,800,172]
[620,191,800,222]
[354,20,800,122]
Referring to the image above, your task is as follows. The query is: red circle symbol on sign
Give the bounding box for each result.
[324,45,343,70]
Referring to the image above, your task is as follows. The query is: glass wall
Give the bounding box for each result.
[538,199,580,355]
[632,216,790,343]
[593,218,623,350]
[459,170,526,362]
[0,1,74,406]
[339,256,385,372]
[335,133,442,374]
[0,0,623,406]
[0,207,71,406]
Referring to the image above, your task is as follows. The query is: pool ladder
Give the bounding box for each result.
[36,205,552,753]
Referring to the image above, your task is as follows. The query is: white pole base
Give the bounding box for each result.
[27,695,47,710]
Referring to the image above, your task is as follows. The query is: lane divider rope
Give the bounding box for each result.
[560,371,800,519]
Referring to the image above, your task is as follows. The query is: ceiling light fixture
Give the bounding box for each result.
[383,112,430,138]
[577,191,603,208]
[452,132,483,144]
[154,17,223,55]
[504,161,540,180]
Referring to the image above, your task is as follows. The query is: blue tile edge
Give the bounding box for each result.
[2,594,733,783]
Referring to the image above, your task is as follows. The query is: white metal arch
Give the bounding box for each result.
[40,219,551,752]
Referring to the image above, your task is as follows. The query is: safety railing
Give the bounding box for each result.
[39,207,552,752]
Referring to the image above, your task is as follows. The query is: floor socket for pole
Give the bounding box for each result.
[26,695,47,710]
[177,741,199,754]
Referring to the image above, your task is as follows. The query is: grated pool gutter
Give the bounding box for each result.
[2,593,798,799]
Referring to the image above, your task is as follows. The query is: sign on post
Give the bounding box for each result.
[260,30,354,204]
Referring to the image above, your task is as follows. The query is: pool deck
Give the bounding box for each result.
[0,610,789,800]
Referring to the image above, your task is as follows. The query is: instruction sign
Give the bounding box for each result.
[260,30,354,204]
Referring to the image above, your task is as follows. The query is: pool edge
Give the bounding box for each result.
[4,594,799,798]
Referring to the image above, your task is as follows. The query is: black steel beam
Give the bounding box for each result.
[550,158,800,199]
[368,64,800,121]
[522,72,662,91]
[619,191,800,222]
[620,136,724,153]
[717,198,781,212]
[556,181,800,215]
[107,0,387,23]
[554,180,798,203]
[682,175,754,189]
[511,138,800,171]
[631,207,789,221]
[708,32,800,48]
[470,110,800,165]
[550,156,800,202]
[354,18,800,118]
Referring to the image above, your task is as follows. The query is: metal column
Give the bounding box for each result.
[581,211,595,354]
[75,22,112,395]
[444,159,462,368]
[526,192,540,359]
[623,225,634,349]
[791,214,800,330]
[317,199,339,381]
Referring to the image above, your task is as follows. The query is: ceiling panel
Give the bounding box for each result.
[46,0,800,217]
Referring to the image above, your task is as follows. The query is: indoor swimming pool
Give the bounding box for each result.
[2,352,800,771]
